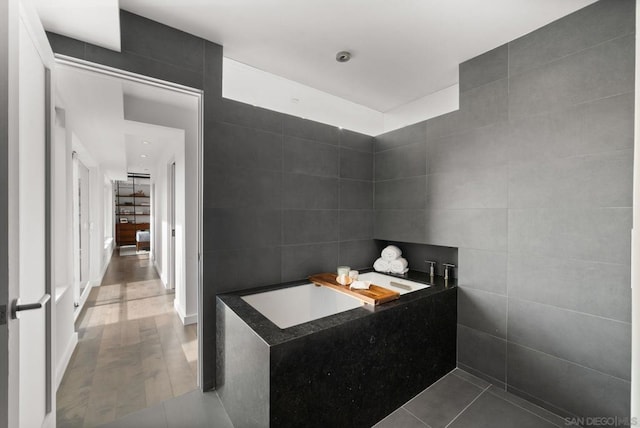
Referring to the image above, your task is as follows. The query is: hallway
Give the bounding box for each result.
[56,251,198,427]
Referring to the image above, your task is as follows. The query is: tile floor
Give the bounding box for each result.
[57,251,198,427]
[97,368,571,428]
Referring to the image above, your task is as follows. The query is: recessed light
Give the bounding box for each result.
[336,51,352,63]
[142,141,150,145]
[140,154,147,158]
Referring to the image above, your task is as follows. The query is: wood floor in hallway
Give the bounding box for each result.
[57,250,198,428]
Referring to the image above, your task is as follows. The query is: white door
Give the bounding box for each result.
[169,162,176,289]
[8,6,55,428]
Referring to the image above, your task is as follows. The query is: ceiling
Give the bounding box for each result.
[116,0,596,112]
[123,121,184,175]
[39,1,597,117]
[33,0,120,51]
[55,63,194,178]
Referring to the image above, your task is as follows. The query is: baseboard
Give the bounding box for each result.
[56,332,78,391]
[154,259,169,288]
[174,299,197,325]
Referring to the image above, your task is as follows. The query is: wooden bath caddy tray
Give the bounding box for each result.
[308,273,400,305]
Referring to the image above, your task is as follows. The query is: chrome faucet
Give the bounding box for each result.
[443,263,455,280]
[425,260,436,278]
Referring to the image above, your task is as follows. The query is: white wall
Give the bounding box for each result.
[52,105,77,390]
[52,98,115,389]
[123,96,198,325]
[150,133,189,323]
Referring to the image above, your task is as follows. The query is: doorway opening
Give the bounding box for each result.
[52,58,203,426]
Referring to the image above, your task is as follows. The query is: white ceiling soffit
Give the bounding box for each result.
[56,63,127,180]
[121,80,199,113]
[119,0,597,113]
[123,121,184,175]
[34,0,121,51]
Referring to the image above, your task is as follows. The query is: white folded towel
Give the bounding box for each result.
[350,280,371,290]
[390,257,409,274]
[373,258,390,273]
[381,245,402,261]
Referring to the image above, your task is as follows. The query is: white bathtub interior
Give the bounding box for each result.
[240,273,430,329]
[357,272,430,295]
[241,283,365,329]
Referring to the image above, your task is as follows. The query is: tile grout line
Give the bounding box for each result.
[443,384,491,428]
[400,406,434,428]
[484,386,567,428]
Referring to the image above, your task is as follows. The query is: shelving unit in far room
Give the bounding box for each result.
[115,173,151,247]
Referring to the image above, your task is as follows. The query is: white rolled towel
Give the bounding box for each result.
[381,245,402,262]
[390,257,409,274]
[350,280,371,290]
[373,258,390,273]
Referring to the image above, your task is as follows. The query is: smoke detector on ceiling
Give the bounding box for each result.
[336,51,352,63]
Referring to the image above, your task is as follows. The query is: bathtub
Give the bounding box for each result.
[217,270,456,428]
[241,272,430,329]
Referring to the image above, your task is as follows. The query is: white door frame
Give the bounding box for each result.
[53,55,205,388]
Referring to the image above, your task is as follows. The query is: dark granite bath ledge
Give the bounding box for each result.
[216,269,457,347]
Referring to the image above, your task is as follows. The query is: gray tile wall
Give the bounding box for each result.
[373,0,634,421]
[47,10,378,391]
[209,99,377,288]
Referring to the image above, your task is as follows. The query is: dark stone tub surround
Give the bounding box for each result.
[217,272,457,428]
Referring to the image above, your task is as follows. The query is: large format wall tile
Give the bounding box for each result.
[426,78,508,140]
[120,10,204,72]
[340,147,373,180]
[509,34,634,118]
[457,248,507,295]
[457,325,506,383]
[508,208,632,264]
[427,122,509,174]
[340,180,373,210]
[375,176,427,210]
[507,343,630,420]
[281,242,340,282]
[459,44,508,92]
[508,251,631,323]
[374,210,426,243]
[206,209,281,250]
[283,115,340,145]
[340,129,374,152]
[374,121,426,152]
[283,210,340,245]
[218,98,283,134]
[508,93,634,166]
[207,168,282,210]
[508,298,631,380]
[284,135,339,177]
[458,287,507,338]
[427,167,507,209]
[282,174,339,209]
[508,0,635,76]
[340,210,374,241]
[374,142,426,181]
[338,240,379,270]
[508,149,633,209]
[205,247,282,293]
[426,209,507,252]
[209,122,283,171]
